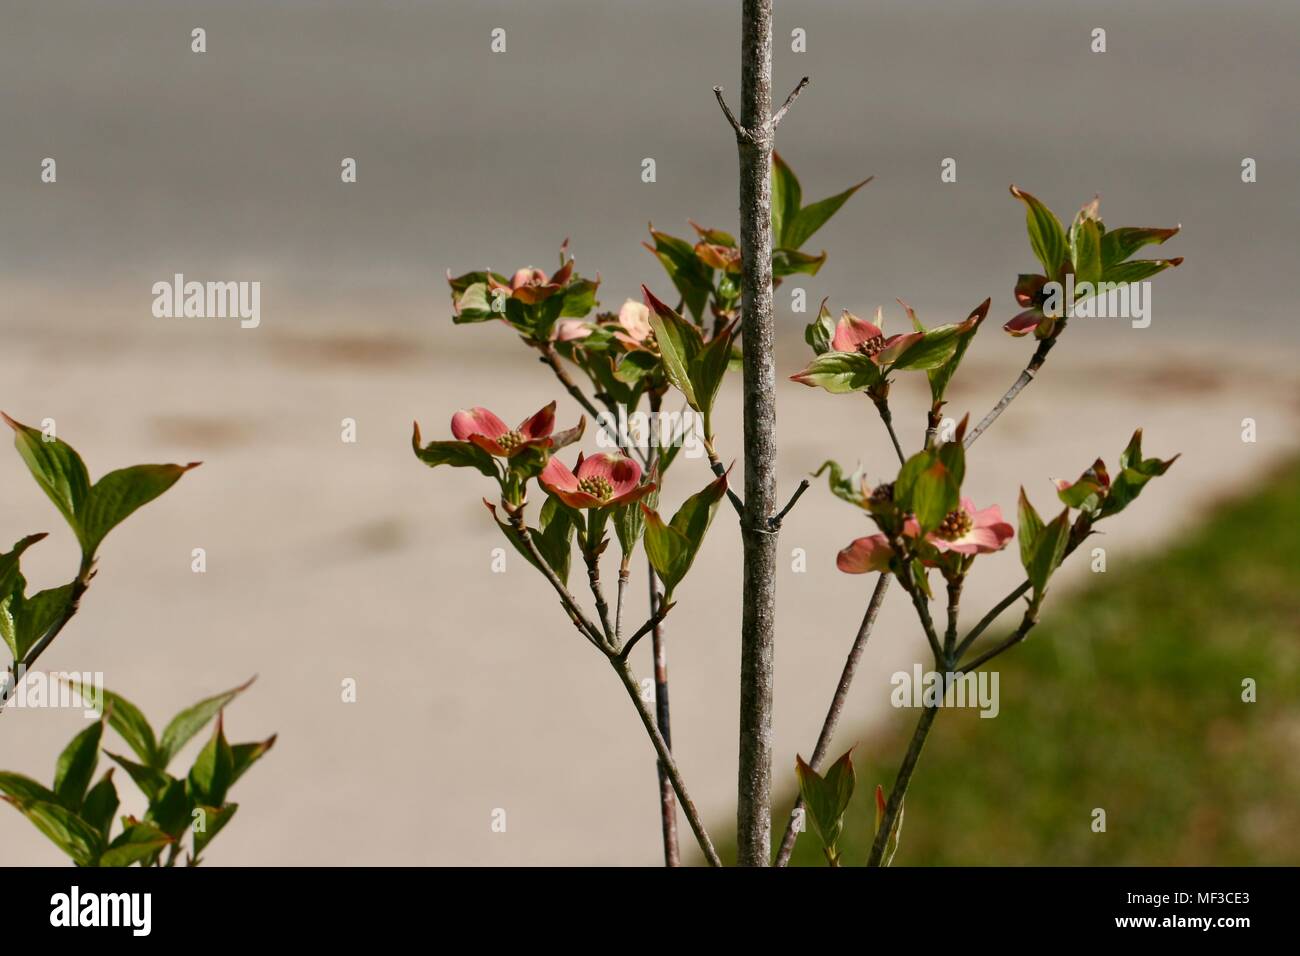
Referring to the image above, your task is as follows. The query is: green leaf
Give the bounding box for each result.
[191,803,238,861]
[105,751,173,803]
[1100,429,1178,519]
[1010,186,1068,280]
[926,299,990,403]
[450,281,497,323]
[485,499,574,586]
[613,500,646,556]
[1101,225,1180,271]
[889,322,967,372]
[79,463,200,556]
[1055,458,1110,514]
[1069,206,1103,286]
[784,176,873,251]
[1,580,73,663]
[645,292,703,409]
[795,749,856,856]
[67,681,158,767]
[1101,258,1183,286]
[188,714,235,807]
[6,798,103,865]
[157,677,255,768]
[895,451,959,534]
[3,414,90,538]
[411,431,499,478]
[789,351,883,394]
[81,770,119,837]
[690,326,733,434]
[1027,508,1071,595]
[646,228,713,323]
[0,771,58,805]
[771,248,827,278]
[771,152,803,250]
[0,533,46,606]
[145,777,194,838]
[559,277,599,318]
[230,735,276,787]
[53,718,103,811]
[812,460,869,508]
[1017,487,1045,573]
[642,472,728,597]
[101,821,172,867]
[804,298,835,356]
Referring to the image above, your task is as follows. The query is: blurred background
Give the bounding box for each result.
[2,0,1297,865]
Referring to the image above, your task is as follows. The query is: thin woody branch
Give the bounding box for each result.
[769,478,811,530]
[770,76,809,129]
[616,598,673,661]
[963,332,1059,449]
[507,509,606,650]
[713,86,752,142]
[611,658,721,866]
[955,605,1040,674]
[0,555,95,714]
[774,572,891,866]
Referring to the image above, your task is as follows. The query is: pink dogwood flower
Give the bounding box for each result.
[450,402,561,458]
[540,452,655,510]
[488,259,575,306]
[926,498,1014,555]
[830,308,924,364]
[613,298,656,351]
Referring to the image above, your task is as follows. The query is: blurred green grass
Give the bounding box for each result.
[757,458,1300,866]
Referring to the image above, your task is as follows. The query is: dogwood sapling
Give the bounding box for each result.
[419,0,1181,869]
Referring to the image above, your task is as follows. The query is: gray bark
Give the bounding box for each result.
[735,0,777,867]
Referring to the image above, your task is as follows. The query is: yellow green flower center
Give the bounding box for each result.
[578,475,614,501]
[855,335,886,358]
[497,430,524,452]
[935,509,972,540]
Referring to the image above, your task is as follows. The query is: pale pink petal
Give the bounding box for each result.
[451,407,509,441]
[837,535,894,574]
[553,319,592,342]
[577,453,642,496]
[539,457,579,494]
[831,311,884,352]
[517,402,556,440]
[619,299,653,342]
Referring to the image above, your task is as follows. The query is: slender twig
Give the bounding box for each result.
[0,554,95,714]
[611,658,721,866]
[585,547,615,643]
[712,86,752,143]
[867,703,939,866]
[703,438,746,516]
[537,347,633,458]
[963,333,1059,449]
[953,532,1084,662]
[954,580,1031,661]
[943,578,963,660]
[645,390,680,866]
[872,395,908,465]
[892,543,944,665]
[507,510,606,649]
[769,478,810,531]
[955,605,1039,674]
[615,600,673,662]
[774,572,891,866]
[615,561,629,644]
[770,76,810,129]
